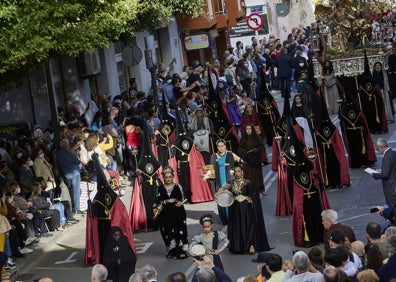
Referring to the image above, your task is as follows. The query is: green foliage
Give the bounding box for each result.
[0,0,204,79]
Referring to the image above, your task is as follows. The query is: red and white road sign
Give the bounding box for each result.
[246,13,264,31]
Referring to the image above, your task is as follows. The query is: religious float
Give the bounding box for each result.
[312,0,395,77]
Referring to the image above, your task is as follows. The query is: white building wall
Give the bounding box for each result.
[60,56,92,120]
[230,0,315,49]
[97,46,120,98]
[129,19,184,95]
[272,0,315,40]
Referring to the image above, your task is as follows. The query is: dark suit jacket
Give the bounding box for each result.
[378,254,396,282]
[373,148,396,207]
[17,165,35,196]
[275,54,292,78]
[192,266,232,282]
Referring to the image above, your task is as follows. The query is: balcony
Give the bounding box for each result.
[227,0,245,26]
[213,0,228,29]
[177,0,217,30]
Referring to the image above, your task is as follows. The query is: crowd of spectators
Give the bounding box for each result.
[1,12,396,280]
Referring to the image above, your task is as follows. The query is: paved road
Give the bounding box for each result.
[14,94,396,281]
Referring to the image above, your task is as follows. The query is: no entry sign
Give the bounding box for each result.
[246,13,264,31]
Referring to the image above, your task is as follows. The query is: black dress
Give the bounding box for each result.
[103,226,137,282]
[227,179,270,253]
[238,135,265,193]
[157,183,189,259]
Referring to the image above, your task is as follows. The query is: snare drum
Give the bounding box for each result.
[191,244,206,256]
[215,190,234,207]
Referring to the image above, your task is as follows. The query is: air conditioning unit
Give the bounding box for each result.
[78,49,101,76]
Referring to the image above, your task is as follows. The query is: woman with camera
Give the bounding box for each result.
[154,166,189,259]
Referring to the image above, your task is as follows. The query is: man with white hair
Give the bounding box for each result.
[139,264,158,282]
[321,209,356,250]
[283,251,323,281]
[371,138,396,207]
[91,264,108,282]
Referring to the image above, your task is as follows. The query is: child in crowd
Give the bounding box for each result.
[190,214,229,271]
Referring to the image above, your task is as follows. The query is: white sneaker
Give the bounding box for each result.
[6,258,15,267]
[20,247,33,254]
[25,237,37,246]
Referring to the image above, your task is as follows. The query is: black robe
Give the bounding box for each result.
[227,179,270,253]
[156,183,189,259]
[339,102,377,168]
[257,93,281,147]
[172,136,193,201]
[103,226,137,282]
[238,134,265,193]
[357,77,388,134]
[315,119,350,188]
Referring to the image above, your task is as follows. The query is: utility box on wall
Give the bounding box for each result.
[78,49,101,76]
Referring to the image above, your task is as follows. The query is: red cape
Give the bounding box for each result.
[85,197,136,265]
[85,208,100,265]
[189,146,214,203]
[358,84,388,133]
[272,124,305,172]
[341,110,377,166]
[275,159,292,216]
[151,134,159,160]
[111,198,136,252]
[316,129,350,186]
[129,177,147,231]
[292,169,330,247]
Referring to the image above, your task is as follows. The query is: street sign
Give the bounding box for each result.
[121,45,143,66]
[246,13,264,31]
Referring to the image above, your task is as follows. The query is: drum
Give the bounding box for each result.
[193,129,210,152]
[191,244,206,256]
[215,190,234,207]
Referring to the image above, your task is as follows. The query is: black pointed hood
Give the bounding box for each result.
[276,97,294,138]
[175,106,187,137]
[158,91,175,139]
[138,123,161,174]
[160,91,168,121]
[357,50,375,89]
[282,116,307,165]
[260,78,272,99]
[92,153,117,207]
[319,88,330,120]
[205,71,239,151]
[363,50,372,79]
[283,95,291,117]
[307,53,319,92]
[316,88,337,143]
[258,81,276,109]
